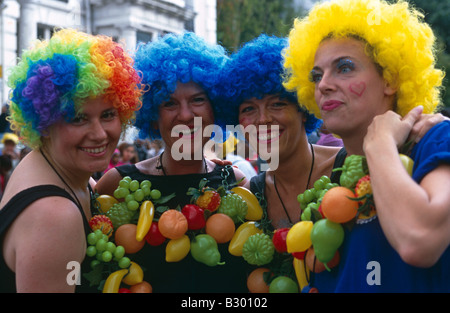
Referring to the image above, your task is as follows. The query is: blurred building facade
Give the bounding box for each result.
[0,0,217,105]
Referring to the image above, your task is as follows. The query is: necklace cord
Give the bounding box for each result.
[40,148,83,209]
[157,151,208,176]
[273,142,315,224]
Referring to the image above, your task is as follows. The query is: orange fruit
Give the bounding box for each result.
[205,213,235,243]
[321,186,359,223]
[129,281,152,293]
[114,224,145,254]
[247,268,271,293]
[158,209,188,239]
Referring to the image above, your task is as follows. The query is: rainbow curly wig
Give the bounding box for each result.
[133,32,229,139]
[7,28,143,149]
[283,0,444,119]
[214,34,322,134]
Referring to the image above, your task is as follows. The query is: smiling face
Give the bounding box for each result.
[44,97,122,174]
[238,94,305,160]
[157,81,214,158]
[311,37,396,138]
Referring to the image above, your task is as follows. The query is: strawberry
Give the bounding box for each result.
[354,175,372,203]
[187,178,221,212]
[196,188,221,212]
[354,175,375,217]
[89,215,113,238]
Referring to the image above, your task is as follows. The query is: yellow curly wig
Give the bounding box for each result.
[283,0,444,119]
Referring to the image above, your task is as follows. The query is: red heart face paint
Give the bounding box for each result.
[349,82,366,97]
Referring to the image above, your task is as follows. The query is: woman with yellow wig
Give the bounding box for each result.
[0,29,143,292]
[284,0,450,292]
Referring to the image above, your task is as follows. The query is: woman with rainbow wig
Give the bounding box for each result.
[283,0,450,292]
[0,29,143,292]
[95,32,253,292]
[216,34,343,230]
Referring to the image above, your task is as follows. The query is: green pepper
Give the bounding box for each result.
[310,219,344,271]
[190,234,225,267]
[333,155,368,189]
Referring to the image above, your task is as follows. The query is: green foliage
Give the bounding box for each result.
[406,0,450,108]
[217,0,305,52]
[217,0,450,108]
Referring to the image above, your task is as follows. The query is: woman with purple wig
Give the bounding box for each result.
[0,29,143,292]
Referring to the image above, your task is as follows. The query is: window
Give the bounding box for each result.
[37,24,55,41]
[137,31,153,44]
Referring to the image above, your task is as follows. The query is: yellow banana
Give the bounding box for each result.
[293,257,310,292]
[136,200,155,241]
[231,186,263,221]
[102,269,128,293]
[122,262,144,286]
[228,221,263,256]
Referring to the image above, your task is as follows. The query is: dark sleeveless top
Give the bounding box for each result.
[114,164,256,293]
[0,185,94,293]
[249,147,347,229]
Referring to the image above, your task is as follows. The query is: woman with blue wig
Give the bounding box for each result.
[95,32,252,292]
[216,34,342,229]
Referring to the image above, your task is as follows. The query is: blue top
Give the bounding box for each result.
[314,121,450,292]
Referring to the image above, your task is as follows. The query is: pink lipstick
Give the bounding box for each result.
[322,100,343,111]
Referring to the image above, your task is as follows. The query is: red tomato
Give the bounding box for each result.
[272,228,290,253]
[181,204,206,230]
[318,205,325,218]
[292,251,306,260]
[145,221,166,246]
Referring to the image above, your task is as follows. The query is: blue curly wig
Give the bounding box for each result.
[133,32,229,139]
[213,34,322,135]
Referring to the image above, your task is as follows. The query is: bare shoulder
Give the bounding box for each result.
[6,197,86,292]
[313,144,342,166]
[135,156,159,175]
[312,145,342,179]
[1,152,56,207]
[312,144,341,158]
[3,196,86,273]
[95,168,123,196]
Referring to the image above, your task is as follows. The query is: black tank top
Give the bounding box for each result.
[0,185,93,293]
[114,164,256,292]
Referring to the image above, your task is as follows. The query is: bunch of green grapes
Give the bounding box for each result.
[85,229,131,269]
[297,175,339,222]
[113,176,161,211]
